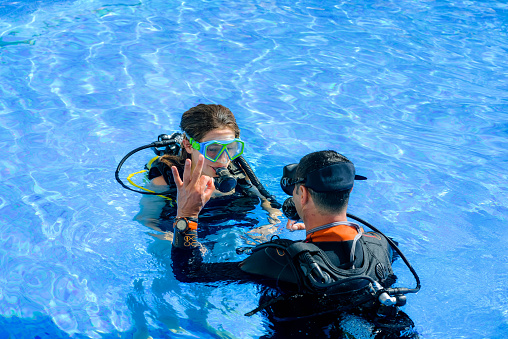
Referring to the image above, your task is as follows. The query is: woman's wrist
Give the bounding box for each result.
[176,214,199,220]
[176,208,199,219]
[172,217,199,248]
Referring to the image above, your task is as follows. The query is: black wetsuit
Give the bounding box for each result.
[147,158,261,232]
[171,224,419,338]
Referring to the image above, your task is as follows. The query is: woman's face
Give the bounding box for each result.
[184,128,237,178]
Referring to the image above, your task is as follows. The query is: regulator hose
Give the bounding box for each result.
[234,156,282,208]
[347,213,421,294]
[115,140,175,196]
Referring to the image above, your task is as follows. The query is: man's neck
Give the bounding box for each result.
[303,211,348,233]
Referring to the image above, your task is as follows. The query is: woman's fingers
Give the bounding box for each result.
[182,158,192,184]
[176,155,204,188]
[171,166,183,187]
[173,155,214,218]
[193,155,204,180]
[202,175,215,199]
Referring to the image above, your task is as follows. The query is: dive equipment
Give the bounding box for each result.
[172,217,199,249]
[244,213,421,318]
[282,197,299,220]
[152,132,183,156]
[115,133,181,197]
[188,137,245,162]
[173,217,198,232]
[214,167,237,193]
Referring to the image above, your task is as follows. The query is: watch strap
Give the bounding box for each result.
[186,217,198,230]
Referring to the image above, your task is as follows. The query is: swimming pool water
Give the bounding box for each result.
[0,0,507,338]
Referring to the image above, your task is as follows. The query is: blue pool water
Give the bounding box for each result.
[1,0,507,338]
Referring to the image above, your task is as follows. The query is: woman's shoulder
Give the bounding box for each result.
[147,156,182,184]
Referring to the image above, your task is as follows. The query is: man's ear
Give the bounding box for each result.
[300,185,309,205]
[182,136,193,154]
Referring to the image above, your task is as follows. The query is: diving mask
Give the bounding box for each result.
[189,137,245,163]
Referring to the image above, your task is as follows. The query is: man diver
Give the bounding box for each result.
[170,150,419,338]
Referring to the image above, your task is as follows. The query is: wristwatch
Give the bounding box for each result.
[173,217,198,232]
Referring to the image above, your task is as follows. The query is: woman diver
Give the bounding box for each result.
[131,104,281,239]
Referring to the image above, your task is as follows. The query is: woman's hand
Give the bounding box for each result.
[286,219,305,231]
[260,199,282,224]
[171,155,215,218]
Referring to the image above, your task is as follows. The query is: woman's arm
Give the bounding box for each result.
[243,184,282,222]
[171,247,255,283]
[133,181,171,232]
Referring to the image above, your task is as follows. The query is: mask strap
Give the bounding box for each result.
[187,136,201,151]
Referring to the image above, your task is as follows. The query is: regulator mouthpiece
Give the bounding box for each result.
[282,197,300,220]
[214,167,236,193]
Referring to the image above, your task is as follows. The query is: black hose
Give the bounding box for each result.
[234,156,282,208]
[115,140,174,196]
[346,213,421,294]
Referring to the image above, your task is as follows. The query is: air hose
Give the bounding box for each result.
[346,213,421,294]
[234,156,282,208]
[115,139,175,196]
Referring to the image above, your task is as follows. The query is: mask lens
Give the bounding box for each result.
[204,142,224,161]
[203,140,244,162]
[225,140,244,160]
[280,163,301,195]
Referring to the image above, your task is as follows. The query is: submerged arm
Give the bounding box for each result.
[171,246,260,283]
[245,184,283,224]
[168,155,287,286]
[133,181,174,233]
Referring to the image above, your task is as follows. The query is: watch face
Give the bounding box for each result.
[175,218,188,232]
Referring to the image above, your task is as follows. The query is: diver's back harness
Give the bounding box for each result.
[244,213,421,319]
[115,132,281,207]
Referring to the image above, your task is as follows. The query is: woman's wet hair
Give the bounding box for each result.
[296,150,352,213]
[160,104,240,169]
[181,104,240,141]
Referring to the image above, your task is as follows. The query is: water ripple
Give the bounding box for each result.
[0,0,507,338]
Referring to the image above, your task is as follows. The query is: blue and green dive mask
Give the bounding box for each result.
[188,137,245,162]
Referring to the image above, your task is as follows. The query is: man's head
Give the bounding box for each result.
[281,150,366,218]
[297,150,354,214]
